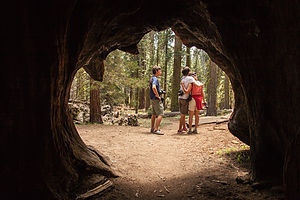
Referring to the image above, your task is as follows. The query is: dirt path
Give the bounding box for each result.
[77,116,284,200]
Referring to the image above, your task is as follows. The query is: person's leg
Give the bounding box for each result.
[155,115,163,131]
[179,114,185,130]
[182,100,189,131]
[151,114,156,131]
[188,98,196,133]
[183,116,187,131]
[194,110,199,133]
[153,100,164,134]
[188,110,194,133]
[178,99,185,132]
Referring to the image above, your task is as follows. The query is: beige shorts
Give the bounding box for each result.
[178,99,189,115]
[151,99,164,116]
[189,98,199,111]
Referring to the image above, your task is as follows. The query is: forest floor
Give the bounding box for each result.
[76,114,285,200]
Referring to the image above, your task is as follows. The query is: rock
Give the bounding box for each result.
[101,105,112,116]
[68,101,90,123]
[127,114,139,126]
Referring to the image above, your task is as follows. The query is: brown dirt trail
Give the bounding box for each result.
[77,116,284,200]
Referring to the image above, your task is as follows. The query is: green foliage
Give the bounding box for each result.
[70,29,233,112]
[217,145,250,163]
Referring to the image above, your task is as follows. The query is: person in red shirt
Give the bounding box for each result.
[181,72,206,134]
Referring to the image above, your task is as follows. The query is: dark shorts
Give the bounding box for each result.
[178,99,189,115]
[151,99,164,116]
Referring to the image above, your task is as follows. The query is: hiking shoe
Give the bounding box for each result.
[187,129,193,134]
[154,130,164,135]
[177,129,184,134]
[192,129,198,134]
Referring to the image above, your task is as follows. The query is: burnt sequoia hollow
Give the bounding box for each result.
[1,0,299,199]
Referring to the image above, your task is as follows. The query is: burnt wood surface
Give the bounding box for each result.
[1,0,299,199]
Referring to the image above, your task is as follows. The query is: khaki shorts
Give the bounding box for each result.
[151,99,164,116]
[189,98,199,111]
[178,99,189,115]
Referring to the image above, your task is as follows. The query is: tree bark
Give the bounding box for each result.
[145,31,155,111]
[90,78,103,124]
[155,32,160,66]
[170,35,182,111]
[186,47,191,68]
[3,1,300,199]
[206,60,218,116]
[138,43,146,109]
[163,30,169,109]
[193,49,199,73]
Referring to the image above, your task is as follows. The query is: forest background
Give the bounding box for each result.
[69,29,234,123]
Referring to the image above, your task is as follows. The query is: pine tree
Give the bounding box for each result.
[206,60,218,116]
[170,35,182,111]
[90,78,103,123]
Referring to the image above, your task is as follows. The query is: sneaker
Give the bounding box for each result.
[192,129,198,134]
[177,129,184,134]
[153,130,164,135]
[150,129,155,133]
[187,129,193,134]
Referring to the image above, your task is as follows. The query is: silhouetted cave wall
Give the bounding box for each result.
[1,0,299,199]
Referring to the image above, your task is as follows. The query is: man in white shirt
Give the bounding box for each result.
[177,67,202,133]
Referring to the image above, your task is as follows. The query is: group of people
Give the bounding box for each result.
[149,66,206,135]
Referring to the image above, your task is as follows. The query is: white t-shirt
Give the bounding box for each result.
[179,76,196,99]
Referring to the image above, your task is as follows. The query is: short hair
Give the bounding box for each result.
[152,66,161,74]
[182,66,190,76]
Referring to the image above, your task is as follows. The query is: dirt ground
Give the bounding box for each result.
[76,116,285,200]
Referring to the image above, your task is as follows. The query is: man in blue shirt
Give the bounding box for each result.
[149,66,164,135]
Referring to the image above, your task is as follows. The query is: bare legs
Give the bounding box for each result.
[155,115,163,131]
[151,115,156,131]
[151,115,163,131]
[188,110,199,133]
[194,110,199,130]
[189,110,194,130]
[179,114,187,131]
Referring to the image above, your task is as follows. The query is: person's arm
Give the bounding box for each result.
[193,80,201,86]
[189,77,201,86]
[181,82,192,94]
[152,84,161,100]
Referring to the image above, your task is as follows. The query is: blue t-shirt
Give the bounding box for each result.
[149,76,160,100]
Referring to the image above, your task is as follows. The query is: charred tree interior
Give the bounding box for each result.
[1,0,299,199]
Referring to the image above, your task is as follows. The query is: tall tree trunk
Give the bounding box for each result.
[193,49,199,73]
[135,68,139,114]
[138,43,146,109]
[90,78,103,123]
[170,35,182,111]
[156,32,160,66]
[145,31,155,111]
[224,73,230,109]
[163,30,169,109]
[139,88,145,109]
[206,60,218,116]
[186,47,191,68]
[129,88,134,108]
[124,87,129,105]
